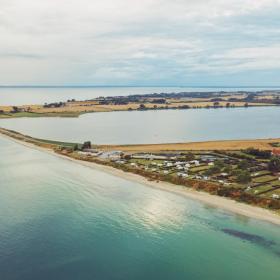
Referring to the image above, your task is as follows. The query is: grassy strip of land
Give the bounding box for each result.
[100,139,280,152]
[0,127,80,149]
[0,111,83,118]
[0,104,270,119]
[1,127,280,216]
[1,91,279,119]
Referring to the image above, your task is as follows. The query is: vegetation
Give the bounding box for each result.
[82,141,92,150]
[0,111,82,118]
[1,127,280,212]
[1,90,280,120]
[268,157,280,172]
[138,104,146,110]
[235,170,251,184]
[244,148,271,159]
[237,160,250,170]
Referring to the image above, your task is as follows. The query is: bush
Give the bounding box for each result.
[183,152,195,161]
[82,141,91,150]
[204,166,220,176]
[214,160,225,169]
[138,104,146,110]
[244,148,271,159]
[236,170,251,184]
[237,160,250,170]
[268,157,280,172]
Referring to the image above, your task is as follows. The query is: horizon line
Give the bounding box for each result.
[1,85,280,88]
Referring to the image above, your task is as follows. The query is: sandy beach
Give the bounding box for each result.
[1,132,280,226]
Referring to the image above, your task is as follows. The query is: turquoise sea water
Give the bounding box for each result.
[0,136,279,280]
[1,106,280,144]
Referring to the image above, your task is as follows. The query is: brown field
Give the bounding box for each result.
[255,94,279,100]
[100,138,280,153]
[0,100,274,116]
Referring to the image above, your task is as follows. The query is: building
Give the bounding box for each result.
[272,194,280,199]
[78,150,103,157]
[99,151,123,160]
[272,149,280,156]
[132,154,168,160]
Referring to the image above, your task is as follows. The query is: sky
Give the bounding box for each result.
[0,0,280,86]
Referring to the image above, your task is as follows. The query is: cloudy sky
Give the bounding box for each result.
[0,0,280,86]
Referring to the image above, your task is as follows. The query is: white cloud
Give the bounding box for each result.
[209,46,280,72]
[0,0,279,85]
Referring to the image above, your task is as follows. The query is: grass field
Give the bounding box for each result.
[0,98,277,119]
[252,175,276,183]
[0,111,81,118]
[189,165,210,172]
[100,139,280,152]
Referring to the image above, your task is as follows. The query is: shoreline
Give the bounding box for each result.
[1,132,280,226]
[0,101,279,120]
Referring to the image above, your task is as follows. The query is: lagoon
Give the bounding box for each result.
[0,136,280,280]
[0,106,280,144]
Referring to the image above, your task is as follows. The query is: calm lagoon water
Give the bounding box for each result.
[0,136,280,280]
[0,106,280,144]
[0,86,279,106]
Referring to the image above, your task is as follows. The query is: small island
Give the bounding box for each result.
[1,90,280,118]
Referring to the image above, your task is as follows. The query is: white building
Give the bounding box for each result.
[132,154,167,160]
[99,151,122,160]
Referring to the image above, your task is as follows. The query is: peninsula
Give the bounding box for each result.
[1,127,280,225]
[1,90,280,118]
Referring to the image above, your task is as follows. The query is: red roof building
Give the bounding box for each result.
[272,149,280,156]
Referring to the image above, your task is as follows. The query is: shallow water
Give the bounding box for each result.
[0,136,279,280]
[1,106,280,144]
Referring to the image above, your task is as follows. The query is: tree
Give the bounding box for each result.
[244,148,271,159]
[223,165,232,174]
[82,141,91,150]
[123,154,132,160]
[204,166,220,176]
[151,98,166,104]
[237,160,249,170]
[236,170,251,184]
[11,106,19,113]
[184,152,195,161]
[214,160,225,169]
[138,104,146,110]
[268,157,280,172]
